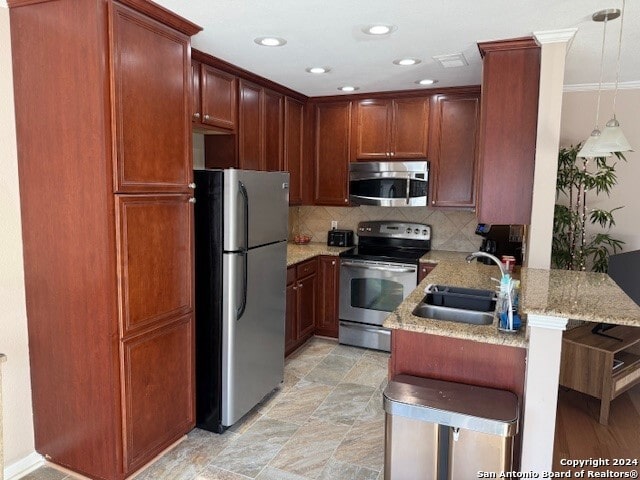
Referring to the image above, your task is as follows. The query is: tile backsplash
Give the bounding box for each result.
[289,206,482,252]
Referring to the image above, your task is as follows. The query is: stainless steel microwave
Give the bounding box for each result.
[349,161,429,206]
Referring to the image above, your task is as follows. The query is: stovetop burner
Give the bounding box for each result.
[339,220,431,265]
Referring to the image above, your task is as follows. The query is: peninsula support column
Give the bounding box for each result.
[521,314,568,472]
[526,29,577,268]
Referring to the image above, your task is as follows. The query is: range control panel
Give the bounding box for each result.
[357,221,431,241]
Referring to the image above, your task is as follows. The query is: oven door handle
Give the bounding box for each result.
[341,262,416,273]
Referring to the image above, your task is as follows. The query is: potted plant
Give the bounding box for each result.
[552,144,626,272]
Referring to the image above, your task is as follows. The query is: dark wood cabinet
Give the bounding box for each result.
[112,4,192,193]
[237,80,284,171]
[316,256,340,338]
[264,89,284,171]
[191,60,201,124]
[476,38,540,224]
[354,97,429,161]
[418,262,437,283]
[285,259,318,356]
[314,101,352,205]
[9,1,200,478]
[200,64,237,131]
[284,97,304,204]
[429,92,480,208]
[238,80,264,170]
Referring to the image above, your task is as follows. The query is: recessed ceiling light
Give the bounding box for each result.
[393,58,422,66]
[338,86,360,92]
[362,24,397,35]
[254,37,287,47]
[415,79,438,86]
[306,67,331,74]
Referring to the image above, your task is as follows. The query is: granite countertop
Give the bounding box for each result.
[287,242,352,266]
[520,268,640,327]
[384,261,529,348]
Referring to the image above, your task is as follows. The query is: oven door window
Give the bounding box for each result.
[350,278,404,312]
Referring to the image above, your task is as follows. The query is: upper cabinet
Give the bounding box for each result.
[191,61,237,131]
[429,92,480,208]
[353,97,429,161]
[314,102,352,205]
[284,98,304,205]
[237,80,284,171]
[476,38,541,224]
[200,65,237,131]
[112,4,192,193]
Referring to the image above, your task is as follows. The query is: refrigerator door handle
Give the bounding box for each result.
[236,181,249,320]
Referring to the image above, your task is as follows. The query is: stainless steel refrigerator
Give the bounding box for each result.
[194,168,289,432]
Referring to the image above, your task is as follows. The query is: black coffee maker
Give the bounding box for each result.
[474,224,524,265]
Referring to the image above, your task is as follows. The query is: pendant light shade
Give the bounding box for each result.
[597,117,632,153]
[577,129,612,158]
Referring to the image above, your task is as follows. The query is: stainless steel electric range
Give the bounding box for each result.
[338,221,431,352]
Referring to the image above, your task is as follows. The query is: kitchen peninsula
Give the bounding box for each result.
[384,260,640,472]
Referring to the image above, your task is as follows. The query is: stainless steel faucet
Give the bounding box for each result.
[465,251,507,278]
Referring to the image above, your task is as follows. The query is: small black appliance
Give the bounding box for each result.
[474,224,524,265]
[327,229,354,247]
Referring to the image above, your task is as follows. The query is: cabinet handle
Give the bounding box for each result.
[193,112,201,119]
[390,152,395,157]
[293,286,297,290]
[204,114,211,121]
[344,198,348,203]
[432,200,435,205]
[332,261,335,265]
[189,183,196,189]
[188,197,196,204]
[298,283,303,288]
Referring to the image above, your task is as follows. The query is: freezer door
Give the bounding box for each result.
[223,169,289,251]
[221,241,286,426]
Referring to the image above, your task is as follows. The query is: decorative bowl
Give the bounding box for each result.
[293,234,312,245]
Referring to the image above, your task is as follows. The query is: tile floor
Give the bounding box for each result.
[23,337,389,480]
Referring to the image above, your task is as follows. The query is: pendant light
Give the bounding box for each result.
[577,8,619,159]
[597,0,633,154]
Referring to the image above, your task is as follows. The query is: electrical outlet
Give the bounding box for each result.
[331,220,338,230]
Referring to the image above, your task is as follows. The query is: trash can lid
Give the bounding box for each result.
[383,374,519,437]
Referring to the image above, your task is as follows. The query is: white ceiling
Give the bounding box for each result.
[156,0,640,97]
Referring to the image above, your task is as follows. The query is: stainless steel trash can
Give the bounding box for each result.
[383,374,519,480]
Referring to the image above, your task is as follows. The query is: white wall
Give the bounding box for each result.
[0,5,37,473]
[560,88,640,252]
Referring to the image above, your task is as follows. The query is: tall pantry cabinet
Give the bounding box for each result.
[9,1,201,479]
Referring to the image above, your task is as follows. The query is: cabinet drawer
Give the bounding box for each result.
[296,259,317,278]
[287,266,296,285]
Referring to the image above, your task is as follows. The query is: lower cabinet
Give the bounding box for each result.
[285,259,318,356]
[285,255,341,356]
[418,262,437,283]
[316,256,340,337]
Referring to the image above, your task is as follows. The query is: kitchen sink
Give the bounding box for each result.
[412,286,497,325]
[412,303,495,325]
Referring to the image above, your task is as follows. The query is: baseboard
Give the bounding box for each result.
[4,451,44,480]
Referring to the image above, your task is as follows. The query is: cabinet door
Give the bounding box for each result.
[297,273,317,340]
[429,93,479,208]
[264,89,284,171]
[239,80,264,170]
[477,40,540,224]
[392,97,429,159]
[116,194,194,336]
[111,4,191,193]
[121,315,194,471]
[285,281,298,356]
[191,60,202,123]
[201,65,237,131]
[355,99,390,160]
[316,256,339,338]
[284,98,304,205]
[314,102,351,205]
[418,263,437,283]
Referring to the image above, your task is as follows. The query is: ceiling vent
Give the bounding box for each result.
[433,53,468,68]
